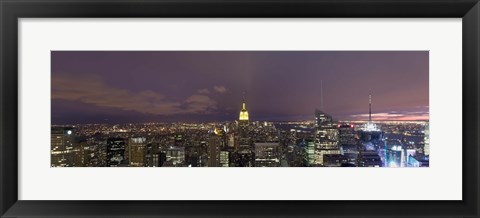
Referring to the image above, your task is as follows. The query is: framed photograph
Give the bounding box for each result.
[1,0,479,217]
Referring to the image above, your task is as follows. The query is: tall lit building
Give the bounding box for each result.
[305,140,316,166]
[145,143,159,167]
[239,96,249,126]
[338,123,357,165]
[220,151,229,167]
[338,123,356,146]
[424,123,430,155]
[237,95,252,154]
[384,139,405,167]
[164,147,185,166]
[358,90,383,141]
[79,141,102,167]
[386,147,403,167]
[227,133,235,148]
[314,109,333,127]
[106,138,126,167]
[314,109,340,165]
[51,127,76,167]
[207,128,223,167]
[129,137,147,167]
[51,127,74,152]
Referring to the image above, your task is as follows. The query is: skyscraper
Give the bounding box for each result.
[237,95,252,157]
[106,138,126,167]
[164,147,186,166]
[220,151,229,167]
[338,123,356,146]
[384,139,406,167]
[239,96,249,127]
[129,137,147,167]
[208,128,223,167]
[314,109,340,166]
[424,123,430,155]
[312,83,341,166]
[51,127,77,167]
[358,91,382,141]
[305,139,316,166]
[254,142,281,167]
[314,109,333,127]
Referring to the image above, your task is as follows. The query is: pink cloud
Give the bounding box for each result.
[349,111,429,121]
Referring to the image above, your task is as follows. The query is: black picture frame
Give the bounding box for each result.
[1,0,479,217]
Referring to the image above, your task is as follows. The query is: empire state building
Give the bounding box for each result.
[239,97,249,126]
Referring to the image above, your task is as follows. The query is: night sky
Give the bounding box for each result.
[51,51,429,124]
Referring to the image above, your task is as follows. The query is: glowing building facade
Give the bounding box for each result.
[129,137,147,167]
[314,109,340,166]
[424,123,430,155]
[358,91,383,142]
[239,96,249,126]
[51,127,77,167]
[237,96,253,161]
[164,147,185,166]
[384,139,405,167]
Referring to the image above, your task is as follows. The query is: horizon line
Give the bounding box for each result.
[52,119,429,126]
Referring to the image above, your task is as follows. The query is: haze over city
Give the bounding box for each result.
[51,51,428,124]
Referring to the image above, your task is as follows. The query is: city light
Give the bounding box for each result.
[50,95,430,168]
[50,51,429,168]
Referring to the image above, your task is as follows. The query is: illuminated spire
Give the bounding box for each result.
[362,89,379,132]
[242,95,246,110]
[239,94,249,121]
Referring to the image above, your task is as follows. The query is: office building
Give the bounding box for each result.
[357,151,382,167]
[207,129,223,167]
[255,142,281,167]
[129,137,147,167]
[314,110,340,165]
[323,154,349,167]
[424,123,430,155]
[239,96,249,127]
[51,127,77,167]
[338,123,356,146]
[164,146,185,166]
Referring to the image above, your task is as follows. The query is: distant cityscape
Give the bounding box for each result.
[51,92,430,167]
[51,51,429,168]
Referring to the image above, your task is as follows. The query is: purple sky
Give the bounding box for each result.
[51,51,428,124]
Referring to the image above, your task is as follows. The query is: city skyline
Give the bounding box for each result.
[52,51,428,124]
[51,51,429,168]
